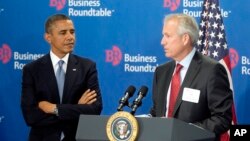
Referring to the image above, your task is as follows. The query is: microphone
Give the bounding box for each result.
[117,85,136,111]
[130,86,148,115]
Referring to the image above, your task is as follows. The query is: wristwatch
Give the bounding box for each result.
[53,106,59,116]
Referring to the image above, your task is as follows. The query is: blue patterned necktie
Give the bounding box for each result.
[56,60,65,103]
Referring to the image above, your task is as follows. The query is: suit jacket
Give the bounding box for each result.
[21,53,102,141]
[150,51,232,136]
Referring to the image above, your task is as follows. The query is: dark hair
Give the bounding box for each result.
[45,14,71,33]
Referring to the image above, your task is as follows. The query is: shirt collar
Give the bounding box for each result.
[176,48,196,69]
[50,51,69,67]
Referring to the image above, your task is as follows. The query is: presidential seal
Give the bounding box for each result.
[106,111,139,141]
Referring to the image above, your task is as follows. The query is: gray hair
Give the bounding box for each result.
[163,13,199,46]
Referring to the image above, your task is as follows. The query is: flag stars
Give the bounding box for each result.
[204,1,210,10]
[211,3,216,9]
[196,0,229,61]
[210,31,215,38]
[220,24,225,30]
[197,40,202,46]
[207,22,211,28]
[199,30,204,36]
[200,21,206,27]
[202,49,207,55]
[215,41,221,48]
[208,12,214,19]
[203,40,208,46]
[202,12,208,18]
[212,50,219,58]
[212,22,218,29]
[209,41,213,47]
[215,13,221,20]
[223,43,228,49]
[217,32,224,39]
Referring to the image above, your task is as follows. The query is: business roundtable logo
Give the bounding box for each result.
[0,44,12,64]
[105,45,158,73]
[105,45,122,66]
[49,0,115,17]
[49,0,67,11]
[229,48,239,69]
[163,0,181,11]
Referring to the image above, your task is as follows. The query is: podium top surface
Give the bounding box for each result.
[76,115,215,141]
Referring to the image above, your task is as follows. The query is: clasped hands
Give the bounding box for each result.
[38,89,97,114]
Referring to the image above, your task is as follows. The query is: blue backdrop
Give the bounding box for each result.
[0,0,249,140]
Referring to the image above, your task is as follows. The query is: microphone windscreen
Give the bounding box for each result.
[139,86,148,96]
[126,85,136,97]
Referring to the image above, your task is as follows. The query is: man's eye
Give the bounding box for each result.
[70,30,75,34]
[164,35,169,38]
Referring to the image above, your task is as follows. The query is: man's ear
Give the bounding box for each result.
[44,33,51,43]
[182,33,190,46]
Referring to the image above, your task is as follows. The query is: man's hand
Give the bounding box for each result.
[38,101,56,114]
[78,89,97,104]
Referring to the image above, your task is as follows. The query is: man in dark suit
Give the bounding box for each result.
[21,14,102,141]
[150,13,232,139]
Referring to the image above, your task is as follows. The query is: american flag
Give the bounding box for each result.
[195,0,237,141]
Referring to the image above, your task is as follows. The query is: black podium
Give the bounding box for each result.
[76,115,215,141]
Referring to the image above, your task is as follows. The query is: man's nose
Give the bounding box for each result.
[161,36,166,45]
[66,33,74,41]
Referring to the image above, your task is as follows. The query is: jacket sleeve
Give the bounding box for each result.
[194,63,233,135]
[21,64,59,127]
[57,62,103,120]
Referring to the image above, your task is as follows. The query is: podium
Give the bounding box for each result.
[76,115,215,141]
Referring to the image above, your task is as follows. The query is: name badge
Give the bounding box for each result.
[182,87,200,103]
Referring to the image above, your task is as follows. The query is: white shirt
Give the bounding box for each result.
[50,51,69,75]
[165,48,196,117]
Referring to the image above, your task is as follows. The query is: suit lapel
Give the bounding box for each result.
[158,61,175,116]
[173,51,202,116]
[62,54,78,103]
[40,54,60,103]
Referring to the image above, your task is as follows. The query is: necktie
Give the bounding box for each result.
[56,60,65,103]
[168,64,183,117]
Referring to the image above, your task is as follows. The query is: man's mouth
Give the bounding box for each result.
[65,43,74,46]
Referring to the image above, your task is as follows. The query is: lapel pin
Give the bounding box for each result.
[73,68,77,71]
